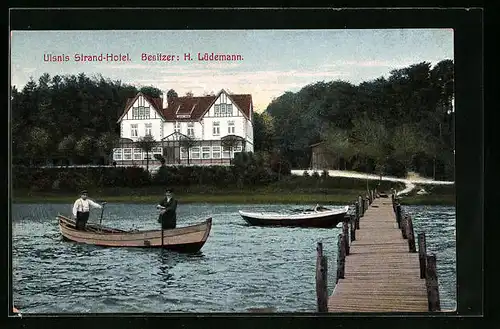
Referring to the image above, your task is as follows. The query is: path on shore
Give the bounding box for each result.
[291,169,454,196]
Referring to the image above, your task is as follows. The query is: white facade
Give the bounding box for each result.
[119,95,164,142]
[116,90,254,163]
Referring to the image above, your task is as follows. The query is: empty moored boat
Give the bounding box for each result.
[57,215,212,253]
[238,205,349,228]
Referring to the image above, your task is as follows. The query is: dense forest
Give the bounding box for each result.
[254,60,455,180]
[11,59,454,181]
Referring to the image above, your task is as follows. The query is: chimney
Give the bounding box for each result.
[162,91,168,109]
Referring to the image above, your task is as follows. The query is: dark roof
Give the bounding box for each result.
[163,95,217,121]
[119,90,253,122]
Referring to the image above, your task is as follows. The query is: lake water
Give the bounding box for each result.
[11,202,456,313]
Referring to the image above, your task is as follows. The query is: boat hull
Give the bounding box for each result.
[239,209,348,228]
[57,215,212,253]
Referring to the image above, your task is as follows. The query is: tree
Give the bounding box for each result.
[185,91,194,97]
[349,117,391,188]
[221,135,242,162]
[179,136,196,165]
[58,135,77,165]
[321,125,353,170]
[167,89,178,99]
[391,124,426,172]
[139,86,162,98]
[25,127,51,166]
[253,112,275,152]
[74,135,95,163]
[137,134,157,172]
[96,132,120,165]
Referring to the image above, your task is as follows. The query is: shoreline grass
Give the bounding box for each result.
[12,188,455,206]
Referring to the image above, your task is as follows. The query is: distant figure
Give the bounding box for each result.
[156,188,178,229]
[72,190,102,230]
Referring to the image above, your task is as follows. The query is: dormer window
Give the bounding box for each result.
[174,122,181,133]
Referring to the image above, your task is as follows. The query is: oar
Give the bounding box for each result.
[157,205,166,249]
[99,202,107,230]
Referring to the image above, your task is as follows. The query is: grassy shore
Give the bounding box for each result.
[12,185,455,206]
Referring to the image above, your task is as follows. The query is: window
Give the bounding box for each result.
[221,104,226,116]
[131,124,138,137]
[133,148,142,160]
[180,147,188,159]
[202,146,211,159]
[152,147,163,155]
[187,122,194,137]
[143,152,153,160]
[212,146,221,159]
[226,104,233,116]
[145,123,152,136]
[190,147,200,159]
[222,145,231,158]
[234,145,242,153]
[131,106,150,119]
[214,104,220,117]
[228,121,235,134]
[213,121,220,136]
[113,148,122,160]
[174,122,181,133]
[123,148,132,160]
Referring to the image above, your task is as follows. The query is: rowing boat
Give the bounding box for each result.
[238,206,349,228]
[57,215,212,253]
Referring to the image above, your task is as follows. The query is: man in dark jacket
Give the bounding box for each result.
[156,188,178,229]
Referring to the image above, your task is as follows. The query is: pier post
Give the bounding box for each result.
[368,191,373,205]
[401,214,408,239]
[425,254,441,312]
[316,242,328,313]
[406,215,416,253]
[355,201,360,229]
[336,233,346,282]
[350,216,356,241]
[365,196,369,210]
[343,220,350,256]
[395,204,402,229]
[359,195,364,217]
[418,233,427,279]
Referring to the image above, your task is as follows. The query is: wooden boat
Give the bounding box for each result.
[57,215,212,253]
[238,206,349,228]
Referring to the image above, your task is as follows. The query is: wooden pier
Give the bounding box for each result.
[315,190,441,313]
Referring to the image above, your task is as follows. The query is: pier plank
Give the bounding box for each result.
[328,196,429,313]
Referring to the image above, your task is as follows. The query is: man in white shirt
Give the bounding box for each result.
[72,190,102,230]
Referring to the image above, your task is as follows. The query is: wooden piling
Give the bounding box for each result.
[350,217,356,241]
[354,201,360,230]
[425,254,441,312]
[406,215,417,253]
[418,233,427,279]
[395,204,402,229]
[401,214,408,239]
[336,233,346,282]
[342,220,350,256]
[359,195,364,217]
[316,242,328,313]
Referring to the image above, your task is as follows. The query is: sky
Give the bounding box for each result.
[10,29,453,112]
